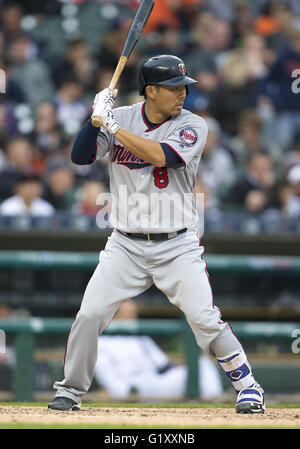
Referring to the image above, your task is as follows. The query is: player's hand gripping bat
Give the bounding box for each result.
[91,0,154,128]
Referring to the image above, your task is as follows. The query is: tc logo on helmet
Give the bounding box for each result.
[178,63,186,75]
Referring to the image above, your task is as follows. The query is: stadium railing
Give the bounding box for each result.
[1,250,300,273]
[0,317,299,402]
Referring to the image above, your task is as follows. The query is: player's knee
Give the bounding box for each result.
[185,310,211,328]
[186,311,223,338]
[77,307,107,323]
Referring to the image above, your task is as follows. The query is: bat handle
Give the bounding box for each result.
[91,116,102,128]
[109,55,128,90]
[91,56,128,128]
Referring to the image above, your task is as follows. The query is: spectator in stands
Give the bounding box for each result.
[72,180,107,217]
[184,13,231,113]
[174,0,203,32]
[254,0,294,53]
[203,0,235,24]
[143,23,185,60]
[0,98,19,149]
[0,147,6,174]
[94,300,223,400]
[54,77,89,136]
[208,38,263,136]
[231,1,255,43]
[0,136,36,201]
[261,18,300,151]
[0,2,25,47]
[279,164,300,218]
[97,18,140,96]
[224,152,276,213]
[197,117,236,198]
[254,0,285,38]
[283,134,300,170]
[194,177,221,215]
[32,101,63,157]
[0,172,54,217]
[143,0,181,34]
[0,30,4,60]
[94,66,114,94]
[42,157,76,210]
[51,38,96,93]
[0,54,27,105]
[93,67,122,109]
[191,12,232,60]
[69,151,110,191]
[241,32,270,78]
[8,34,55,111]
[228,109,281,166]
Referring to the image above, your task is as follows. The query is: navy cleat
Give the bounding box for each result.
[236,383,265,414]
[48,396,80,411]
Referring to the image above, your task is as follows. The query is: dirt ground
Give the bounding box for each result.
[0,406,299,428]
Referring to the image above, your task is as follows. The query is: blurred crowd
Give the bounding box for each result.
[0,0,300,222]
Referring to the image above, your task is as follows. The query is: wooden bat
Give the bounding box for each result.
[91,0,155,128]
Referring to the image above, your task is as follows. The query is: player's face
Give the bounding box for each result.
[152,85,187,118]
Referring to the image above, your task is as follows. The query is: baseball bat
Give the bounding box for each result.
[92,0,155,128]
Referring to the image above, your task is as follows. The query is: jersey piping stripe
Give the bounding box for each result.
[90,144,97,163]
[196,233,224,325]
[115,161,153,169]
[197,232,243,350]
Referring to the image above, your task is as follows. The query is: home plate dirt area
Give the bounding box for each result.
[0,405,300,428]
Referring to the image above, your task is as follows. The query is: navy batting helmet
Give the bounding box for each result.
[138,55,197,96]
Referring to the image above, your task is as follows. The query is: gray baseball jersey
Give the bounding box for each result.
[96,102,208,232]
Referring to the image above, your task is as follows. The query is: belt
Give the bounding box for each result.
[118,228,187,241]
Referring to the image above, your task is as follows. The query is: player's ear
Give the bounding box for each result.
[145,85,156,100]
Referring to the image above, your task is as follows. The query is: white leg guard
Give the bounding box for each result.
[217,350,256,392]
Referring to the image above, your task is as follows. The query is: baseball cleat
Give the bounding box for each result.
[48,396,80,411]
[236,383,265,414]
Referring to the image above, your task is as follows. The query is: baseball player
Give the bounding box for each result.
[48,55,264,414]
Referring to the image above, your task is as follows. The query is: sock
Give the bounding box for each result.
[217,350,256,392]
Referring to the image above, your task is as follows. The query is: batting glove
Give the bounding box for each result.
[98,109,120,135]
[92,87,118,120]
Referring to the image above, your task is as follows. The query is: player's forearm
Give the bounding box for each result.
[115,128,166,167]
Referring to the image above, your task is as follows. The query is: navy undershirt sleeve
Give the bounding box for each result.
[71,119,99,165]
[160,143,184,168]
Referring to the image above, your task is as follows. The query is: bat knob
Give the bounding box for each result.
[91,117,102,128]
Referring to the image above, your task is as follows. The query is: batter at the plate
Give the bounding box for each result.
[48,55,265,414]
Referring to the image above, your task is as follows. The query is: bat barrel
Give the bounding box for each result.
[91,0,154,129]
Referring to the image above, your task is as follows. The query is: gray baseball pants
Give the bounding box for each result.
[53,229,241,404]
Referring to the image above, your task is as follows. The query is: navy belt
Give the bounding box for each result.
[118,228,187,241]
